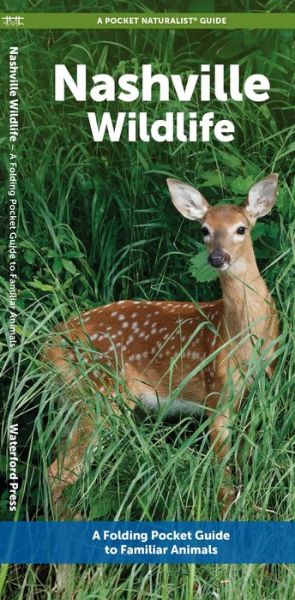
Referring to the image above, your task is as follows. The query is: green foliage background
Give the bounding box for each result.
[0,1,294,598]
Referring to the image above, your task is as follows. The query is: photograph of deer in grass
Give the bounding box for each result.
[46,174,279,518]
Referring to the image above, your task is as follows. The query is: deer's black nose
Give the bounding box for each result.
[208,249,230,269]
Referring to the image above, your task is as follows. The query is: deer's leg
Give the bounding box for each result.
[207,406,235,515]
[45,338,123,516]
[206,365,245,514]
[48,413,96,515]
[209,409,230,460]
[48,392,126,518]
[44,341,92,515]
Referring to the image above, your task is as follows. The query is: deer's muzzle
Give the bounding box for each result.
[208,249,230,269]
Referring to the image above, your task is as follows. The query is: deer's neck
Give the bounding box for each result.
[219,252,277,344]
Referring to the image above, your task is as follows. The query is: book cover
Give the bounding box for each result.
[1,2,294,597]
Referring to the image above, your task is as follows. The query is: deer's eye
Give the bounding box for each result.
[202,226,210,237]
[236,226,246,235]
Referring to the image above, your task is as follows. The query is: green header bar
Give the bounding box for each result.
[0,12,294,30]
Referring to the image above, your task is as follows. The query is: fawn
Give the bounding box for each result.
[46,174,279,515]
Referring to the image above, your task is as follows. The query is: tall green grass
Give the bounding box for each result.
[1,3,294,598]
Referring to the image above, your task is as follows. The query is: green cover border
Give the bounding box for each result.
[0,12,294,29]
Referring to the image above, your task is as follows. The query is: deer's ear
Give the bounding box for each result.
[244,174,278,223]
[167,178,209,221]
